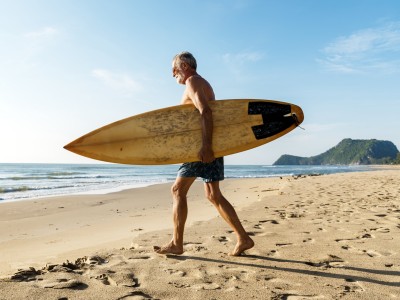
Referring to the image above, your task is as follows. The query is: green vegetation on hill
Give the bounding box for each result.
[274,139,400,165]
[394,153,400,164]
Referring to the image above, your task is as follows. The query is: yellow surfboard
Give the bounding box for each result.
[64,99,304,165]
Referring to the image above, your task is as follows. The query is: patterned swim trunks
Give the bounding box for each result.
[177,157,224,182]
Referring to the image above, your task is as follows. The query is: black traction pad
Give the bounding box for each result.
[248,102,295,140]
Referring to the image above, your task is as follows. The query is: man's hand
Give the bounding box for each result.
[198,146,215,163]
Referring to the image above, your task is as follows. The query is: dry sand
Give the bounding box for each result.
[0,169,399,299]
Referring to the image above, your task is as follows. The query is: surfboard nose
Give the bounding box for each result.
[64,135,87,152]
[63,141,79,152]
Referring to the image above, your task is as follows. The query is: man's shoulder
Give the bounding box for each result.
[187,75,213,93]
[186,75,207,85]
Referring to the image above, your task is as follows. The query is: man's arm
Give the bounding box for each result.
[186,77,215,163]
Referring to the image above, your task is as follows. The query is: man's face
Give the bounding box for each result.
[172,60,188,85]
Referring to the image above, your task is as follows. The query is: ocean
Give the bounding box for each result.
[0,163,373,202]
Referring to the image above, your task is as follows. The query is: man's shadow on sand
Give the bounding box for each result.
[166,254,400,287]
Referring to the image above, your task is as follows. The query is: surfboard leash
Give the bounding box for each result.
[292,113,305,130]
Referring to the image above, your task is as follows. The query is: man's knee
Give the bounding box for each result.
[205,186,223,205]
[171,183,186,200]
[171,183,179,197]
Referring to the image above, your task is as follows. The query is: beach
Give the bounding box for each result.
[0,169,399,299]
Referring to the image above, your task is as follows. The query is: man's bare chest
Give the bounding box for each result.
[180,90,193,105]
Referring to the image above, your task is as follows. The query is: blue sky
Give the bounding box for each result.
[1,0,400,164]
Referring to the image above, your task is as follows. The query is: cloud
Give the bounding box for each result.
[92,69,143,95]
[24,27,58,39]
[23,26,59,60]
[0,26,59,70]
[222,51,263,66]
[222,51,264,79]
[318,22,400,74]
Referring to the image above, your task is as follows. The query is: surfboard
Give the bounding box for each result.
[64,99,304,165]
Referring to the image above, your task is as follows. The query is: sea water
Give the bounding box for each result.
[0,163,373,202]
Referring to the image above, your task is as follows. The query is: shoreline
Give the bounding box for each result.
[0,164,400,205]
[0,181,163,205]
[1,169,399,299]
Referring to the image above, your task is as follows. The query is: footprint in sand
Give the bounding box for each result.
[168,281,191,288]
[86,262,140,287]
[364,250,382,258]
[341,245,394,257]
[341,245,364,254]
[260,219,280,225]
[305,255,346,269]
[359,233,374,239]
[302,238,315,244]
[56,253,143,288]
[108,271,139,287]
[41,277,87,289]
[76,255,107,266]
[10,265,84,290]
[164,269,187,277]
[183,242,208,253]
[10,267,43,282]
[340,278,365,295]
[217,265,253,288]
[255,274,276,283]
[214,235,230,243]
[370,227,391,233]
[335,233,375,243]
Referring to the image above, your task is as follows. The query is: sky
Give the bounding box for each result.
[1,0,400,165]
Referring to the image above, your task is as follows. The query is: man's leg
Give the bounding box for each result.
[154,176,196,254]
[204,181,254,256]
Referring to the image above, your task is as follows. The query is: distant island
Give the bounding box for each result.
[274,138,400,165]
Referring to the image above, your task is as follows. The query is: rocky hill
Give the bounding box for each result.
[273,138,399,165]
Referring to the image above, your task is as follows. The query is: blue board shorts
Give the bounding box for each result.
[177,157,224,182]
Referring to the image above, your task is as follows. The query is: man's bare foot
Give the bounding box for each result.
[153,242,184,255]
[229,237,254,256]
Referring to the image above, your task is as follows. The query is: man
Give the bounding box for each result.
[153,52,254,256]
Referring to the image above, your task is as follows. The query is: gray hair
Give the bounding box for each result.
[173,51,197,70]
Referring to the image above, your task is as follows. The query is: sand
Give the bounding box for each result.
[0,169,399,299]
